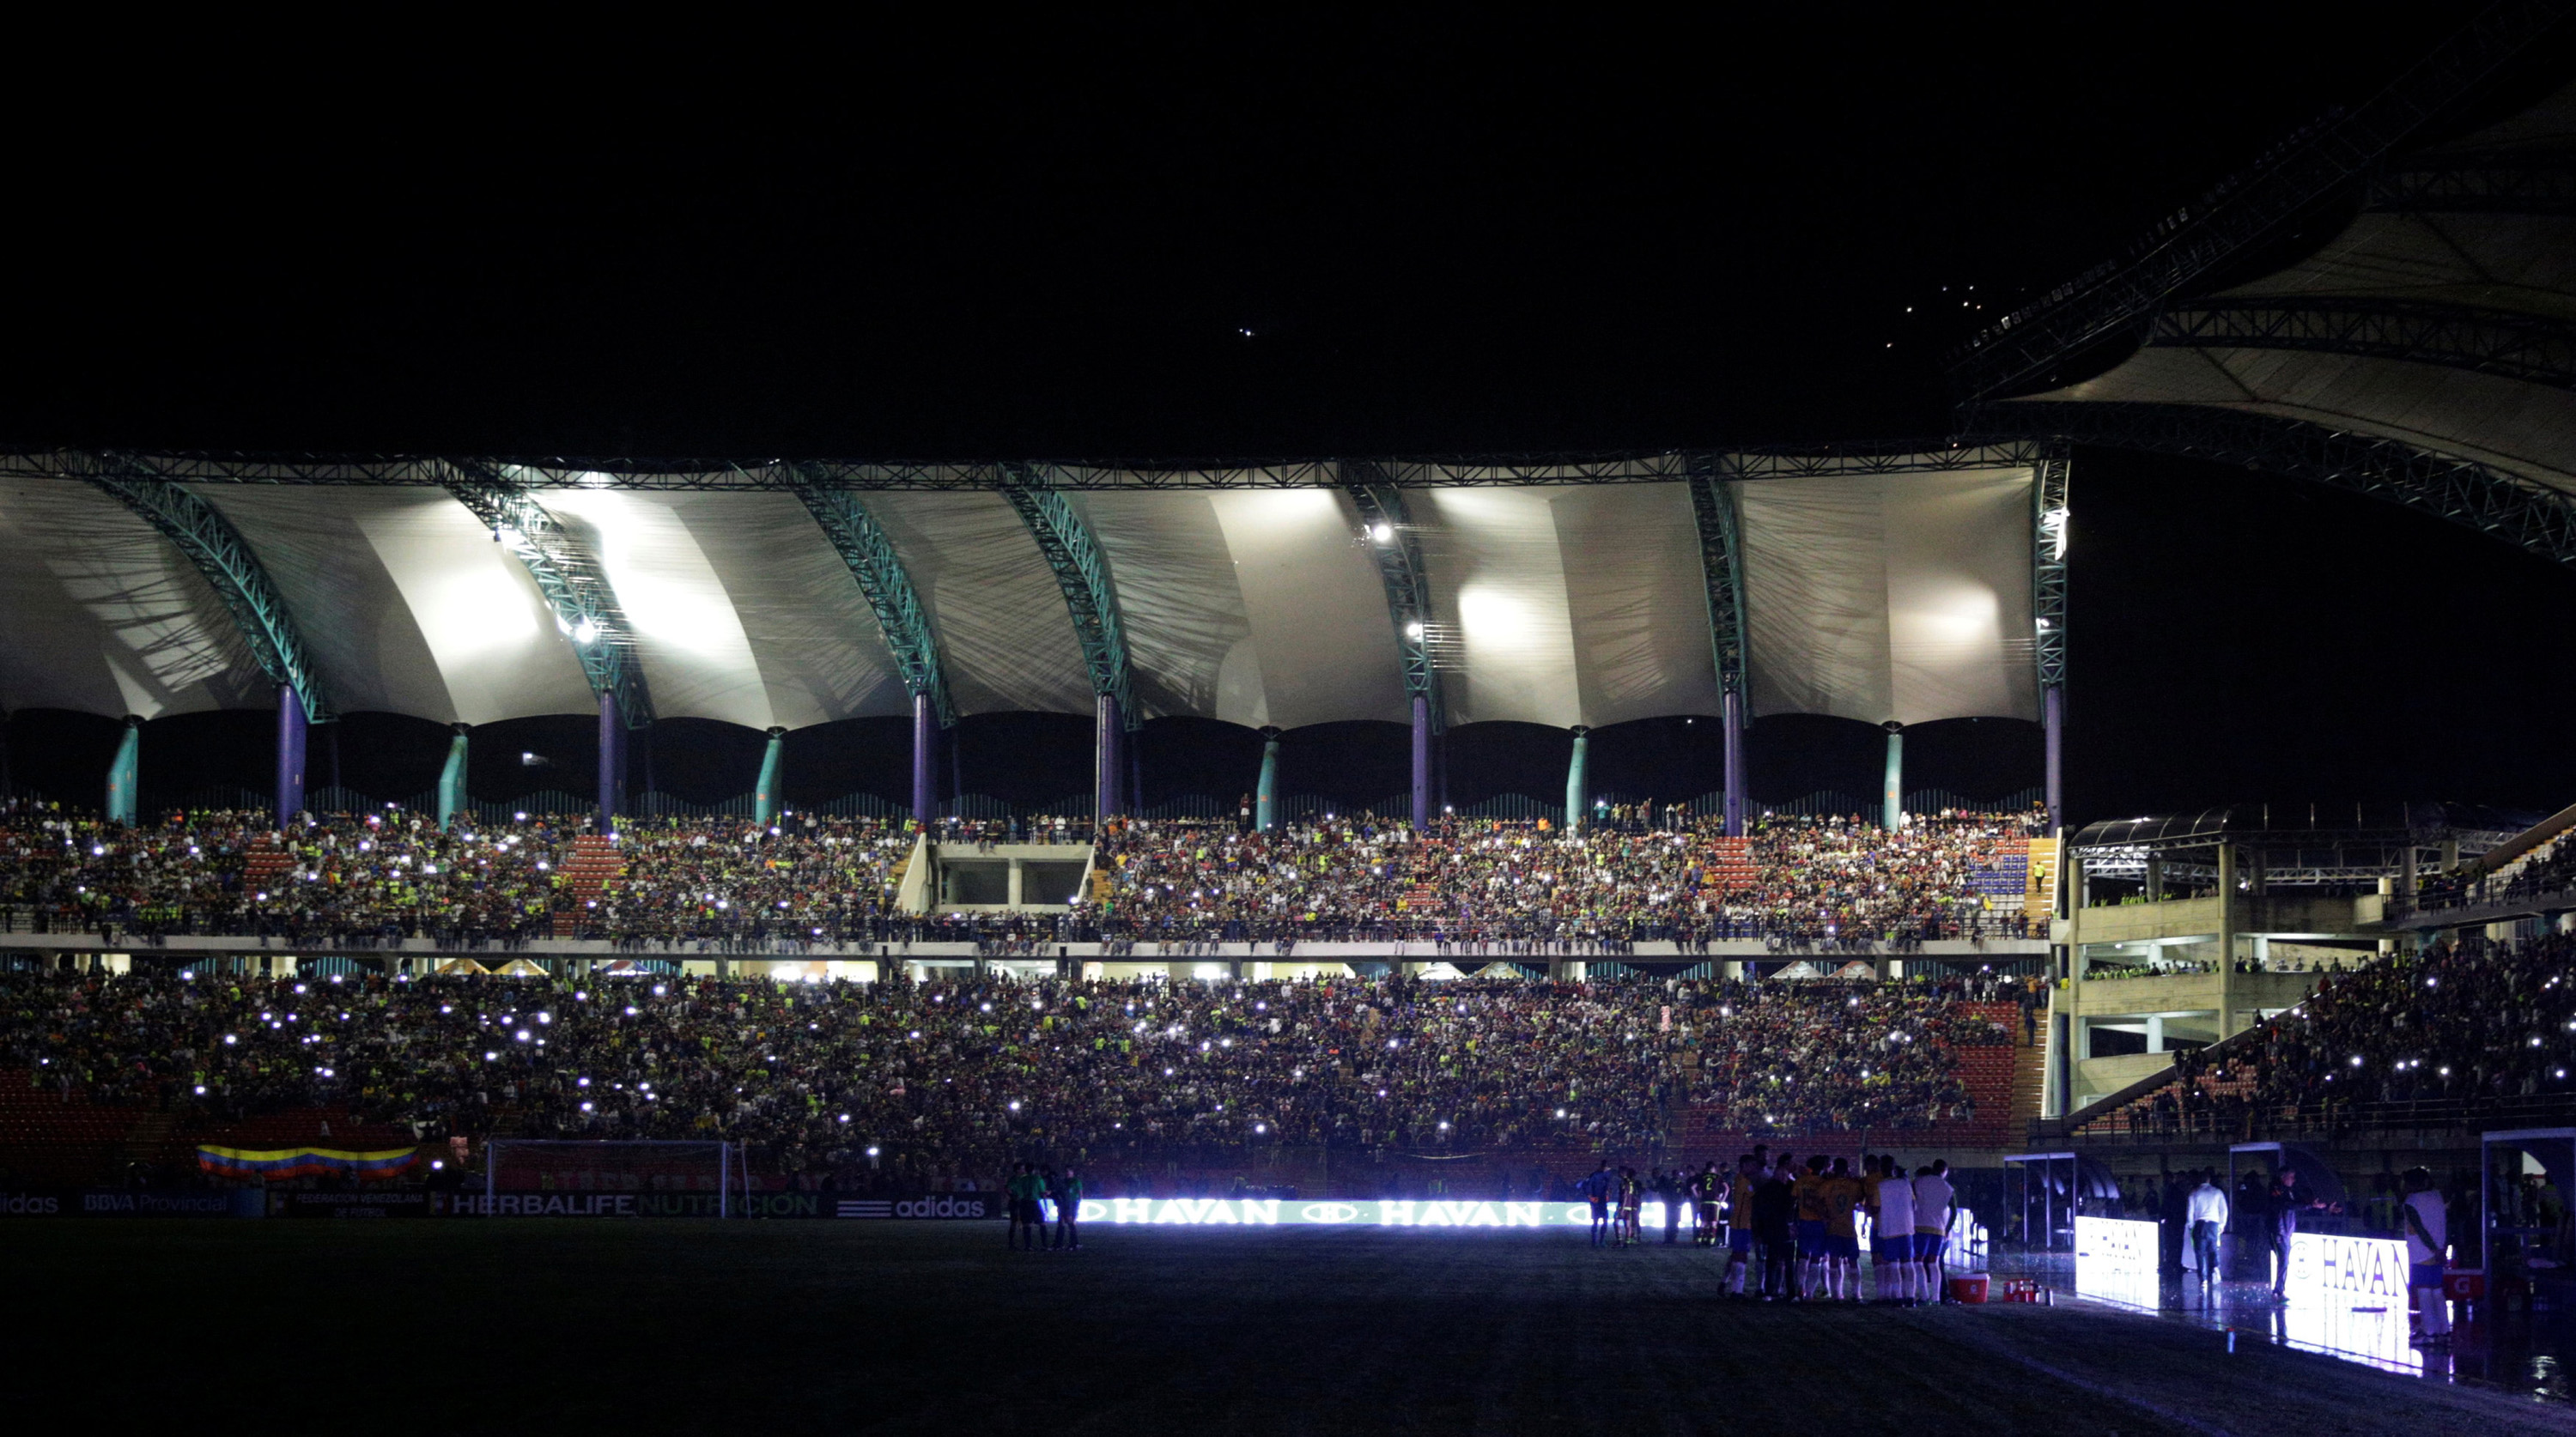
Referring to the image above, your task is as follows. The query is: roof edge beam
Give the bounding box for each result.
[68,452,335,722]
[786,466,956,727]
[1345,460,1445,734]
[998,464,1138,730]
[435,459,654,725]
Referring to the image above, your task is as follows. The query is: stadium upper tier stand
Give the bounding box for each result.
[2058,932,2576,1142]
[0,969,2023,1188]
[0,805,2043,948]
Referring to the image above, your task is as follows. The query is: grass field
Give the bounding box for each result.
[5,1222,2561,1434]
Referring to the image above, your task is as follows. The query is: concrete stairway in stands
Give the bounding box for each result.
[240,840,295,899]
[2010,1016,2047,1141]
[551,835,624,937]
[1700,837,1756,898]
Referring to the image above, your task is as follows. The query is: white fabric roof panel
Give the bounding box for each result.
[2026,345,2576,493]
[538,489,911,730]
[1080,488,1404,729]
[857,491,1096,718]
[0,476,2049,734]
[191,485,597,725]
[2223,210,2576,323]
[0,477,264,718]
[1735,469,2038,726]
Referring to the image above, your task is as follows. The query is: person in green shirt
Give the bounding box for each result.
[1005,1162,1044,1251]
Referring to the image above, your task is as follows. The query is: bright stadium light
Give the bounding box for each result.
[1370,524,1393,543]
[1405,621,1424,640]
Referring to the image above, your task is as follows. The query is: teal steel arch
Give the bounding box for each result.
[436,460,653,725]
[786,466,955,726]
[1684,453,1749,706]
[999,464,1137,728]
[69,452,334,721]
[1344,461,1444,733]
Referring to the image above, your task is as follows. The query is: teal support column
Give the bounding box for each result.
[754,727,786,826]
[1255,726,1280,832]
[437,724,469,829]
[106,716,141,826]
[1882,722,1904,829]
[1564,726,1589,831]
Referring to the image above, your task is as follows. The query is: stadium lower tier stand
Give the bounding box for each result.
[0,805,2044,947]
[0,973,2026,1191]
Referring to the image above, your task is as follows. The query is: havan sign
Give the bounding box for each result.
[2286,1232,2410,1301]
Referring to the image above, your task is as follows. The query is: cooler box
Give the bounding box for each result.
[2444,1270,2486,1301]
[1949,1275,1990,1304]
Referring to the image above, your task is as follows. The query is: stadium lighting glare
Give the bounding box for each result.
[1370,524,1393,543]
[1405,621,1424,640]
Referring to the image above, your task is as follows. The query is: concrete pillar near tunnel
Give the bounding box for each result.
[275,683,307,828]
[1564,727,1589,831]
[1881,722,1904,830]
[1722,688,1747,837]
[106,715,141,826]
[911,693,938,827]
[596,690,623,837]
[1095,694,1123,823]
[754,727,786,827]
[1256,726,1279,832]
[1410,696,1431,831]
[437,724,470,830]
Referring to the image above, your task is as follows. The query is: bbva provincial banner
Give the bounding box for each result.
[196,1146,418,1181]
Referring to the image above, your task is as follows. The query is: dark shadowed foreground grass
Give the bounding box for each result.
[1,1222,2556,1435]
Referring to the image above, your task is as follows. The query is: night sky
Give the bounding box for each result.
[5,13,2572,823]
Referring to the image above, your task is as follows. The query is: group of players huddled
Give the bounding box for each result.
[1575,1150,1960,1305]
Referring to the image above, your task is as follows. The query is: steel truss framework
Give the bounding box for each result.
[785,465,955,727]
[65,452,335,722]
[0,442,2050,492]
[2154,297,2576,391]
[1978,401,2576,567]
[1682,454,1749,704]
[1345,463,1446,733]
[2369,152,2576,214]
[1945,0,2571,400]
[999,465,1137,729]
[436,461,653,725]
[2031,447,2071,693]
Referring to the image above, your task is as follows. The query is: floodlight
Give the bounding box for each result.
[572,619,599,644]
[1370,524,1393,543]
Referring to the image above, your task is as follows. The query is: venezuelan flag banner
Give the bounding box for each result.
[195,1146,418,1181]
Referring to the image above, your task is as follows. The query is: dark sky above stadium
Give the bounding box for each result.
[7,12,2575,823]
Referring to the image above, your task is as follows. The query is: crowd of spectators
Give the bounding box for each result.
[1091,809,2042,946]
[0,969,2012,1185]
[0,802,2042,949]
[2245,932,2576,1111]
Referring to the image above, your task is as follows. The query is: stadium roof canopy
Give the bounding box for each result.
[0,444,2063,736]
[1957,3,2576,565]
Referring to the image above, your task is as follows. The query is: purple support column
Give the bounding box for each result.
[274,683,307,828]
[911,692,939,826]
[1094,693,1122,822]
[2042,683,2065,835]
[1721,688,1747,837]
[596,689,623,836]
[1410,694,1430,830]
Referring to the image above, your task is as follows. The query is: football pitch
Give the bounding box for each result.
[5,1222,2559,1434]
